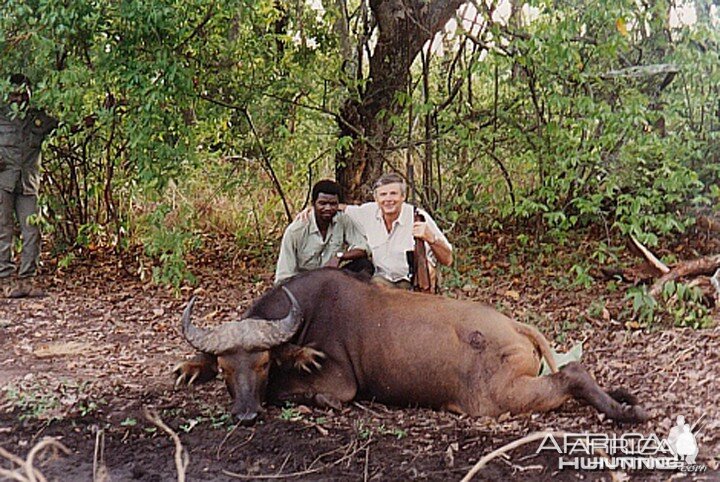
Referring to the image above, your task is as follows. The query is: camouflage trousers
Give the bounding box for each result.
[0,189,40,279]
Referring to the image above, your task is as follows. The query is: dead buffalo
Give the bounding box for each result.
[175,269,648,424]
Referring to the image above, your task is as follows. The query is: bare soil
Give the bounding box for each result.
[1,234,719,481]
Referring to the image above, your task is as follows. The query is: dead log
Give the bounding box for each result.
[599,265,657,285]
[629,235,670,274]
[649,254,720,297]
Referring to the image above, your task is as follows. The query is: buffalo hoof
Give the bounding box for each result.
[294,346,326,373]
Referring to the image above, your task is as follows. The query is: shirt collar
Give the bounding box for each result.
[374,202,409,225]
[310,210,336,235]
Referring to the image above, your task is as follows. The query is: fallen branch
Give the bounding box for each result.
[460,431,566,482]
[630,235,669,274]
[93,428,109,482]
[223,439,372,480]
[144,407,189,482]
[0,437,69,482]
[460,430,630,482]
[649,254,720,297]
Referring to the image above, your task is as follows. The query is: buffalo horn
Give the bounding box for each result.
[181,286,303,354]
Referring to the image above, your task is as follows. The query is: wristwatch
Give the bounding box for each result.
[336,252,344,260]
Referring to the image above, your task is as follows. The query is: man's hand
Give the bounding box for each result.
[412,221,438,244]
[324,255,341,268]
[294,207,312,222]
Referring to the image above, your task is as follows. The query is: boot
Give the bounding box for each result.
[28,278,45,297]
[10,277,45,298]
[7,278,31,298]
[0,277,12,298]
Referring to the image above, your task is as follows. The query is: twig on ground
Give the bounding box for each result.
[275,453,292,475]
[460,431,566,482]
[363,445,370,482]
[0,438,69,482]
[223,438,373,480]
[216,424,250,460]
[93,428,108,482]
[143,407,189,482]
[26,437,70,482]
[352,402,383,417]
[0,467,27,481]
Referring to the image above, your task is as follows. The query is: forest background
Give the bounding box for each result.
[1,0,719,326]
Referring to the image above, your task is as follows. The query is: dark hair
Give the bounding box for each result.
[311,179,342,203]
[9,73,30,86]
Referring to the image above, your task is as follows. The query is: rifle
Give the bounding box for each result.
[412,208,432,293]
[406,165,432,293]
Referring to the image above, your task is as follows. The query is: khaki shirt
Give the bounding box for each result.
[0,106,58,195]
[274,211,367,284]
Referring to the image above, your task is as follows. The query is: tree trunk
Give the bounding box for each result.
[335,0,465,202]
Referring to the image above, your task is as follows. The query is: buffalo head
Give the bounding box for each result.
[180,286,302,424]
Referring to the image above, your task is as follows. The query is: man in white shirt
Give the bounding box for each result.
[345,173,453,289]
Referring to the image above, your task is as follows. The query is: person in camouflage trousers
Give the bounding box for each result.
[0,74,57,298]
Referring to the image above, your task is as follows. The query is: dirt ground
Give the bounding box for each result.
[1,234,719,481]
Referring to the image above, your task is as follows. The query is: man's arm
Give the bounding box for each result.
[324,214,368,268]
[427,235,453,266]
[274,228,299,284]
[412,211,453,266]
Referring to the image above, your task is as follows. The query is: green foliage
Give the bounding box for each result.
[120,417,138,427]
[625,282,713,328]
[2,378,101,421]
[355,419,407,440]
[1,0,718,282]
[661,280,714,328]
[626,286,658,326]
[137,202,202,289]
[570,264,594,289]
[279,404,304,422]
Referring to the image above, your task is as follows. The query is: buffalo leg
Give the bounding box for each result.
[493,362,648,423]
[272,344,326,373]
[173,352,218,386]
[269,362,357,410]
[561,362,649,422]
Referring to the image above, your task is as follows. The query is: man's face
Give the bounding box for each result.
[313,193,340,223]
[374,182,405,217]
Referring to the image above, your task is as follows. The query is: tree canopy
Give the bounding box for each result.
[1,0,718,283]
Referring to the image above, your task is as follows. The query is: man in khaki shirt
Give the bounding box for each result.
[275,180,369,284]
[0,74,57,298]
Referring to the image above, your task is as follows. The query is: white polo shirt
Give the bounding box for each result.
[345,202,451,282]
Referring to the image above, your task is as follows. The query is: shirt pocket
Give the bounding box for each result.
[297,248,322,268]
[327,237,344,254]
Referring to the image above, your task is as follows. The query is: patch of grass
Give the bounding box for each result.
[120,417,138,427]
[623,283,714,329]
[3,385,61,421]
[2,378,102,422]
[354,420,407,440]
[279,405,304,422]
